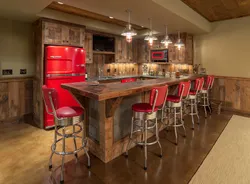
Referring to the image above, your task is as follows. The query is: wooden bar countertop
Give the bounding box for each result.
[61,74,205,101]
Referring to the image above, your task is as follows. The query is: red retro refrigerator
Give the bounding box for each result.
[44,46,86,129]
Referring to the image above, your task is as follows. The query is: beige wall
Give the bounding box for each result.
[194,16,250,78]
[0,18,35,77]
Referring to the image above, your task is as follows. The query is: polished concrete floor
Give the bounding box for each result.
[0,112,233,184]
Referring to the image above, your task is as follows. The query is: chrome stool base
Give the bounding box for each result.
[49,120,90,183]
[163,103,186,145]
[200,91,212,118]
[188,96,200,130]
[125,111,162,170]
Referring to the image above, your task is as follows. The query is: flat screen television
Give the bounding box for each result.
[93,35,115,52]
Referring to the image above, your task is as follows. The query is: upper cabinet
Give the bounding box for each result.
[43,21,85,47]
[115,37,136,63]
[84,32,93,63]
[135,39,150,63]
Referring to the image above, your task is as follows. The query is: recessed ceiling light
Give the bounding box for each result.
[109,16,114,19]
[141,26,144,27]
[58,1,64,4]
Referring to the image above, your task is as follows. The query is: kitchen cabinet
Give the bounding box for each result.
[85,32,93,63]
[115,37,135,63]
[43,21,85,47]
[136,39,150,63]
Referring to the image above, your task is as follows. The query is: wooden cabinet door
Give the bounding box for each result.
[69,27,83,46]
[84,32,93,63]
[44,22,62,44]
[137,39,150,63]
[185,34,193,64]
[115,37,124,62]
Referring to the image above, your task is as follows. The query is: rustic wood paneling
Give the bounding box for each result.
[181,0,250,22]
[211,76,250,113]
[0,78,33,122]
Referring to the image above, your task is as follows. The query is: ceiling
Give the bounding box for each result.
[0,0,211,35]
[181,0,250,22]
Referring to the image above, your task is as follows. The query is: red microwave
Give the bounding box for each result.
[151,49,168,62]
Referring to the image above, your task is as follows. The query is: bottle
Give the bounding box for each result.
[85,71,88,80]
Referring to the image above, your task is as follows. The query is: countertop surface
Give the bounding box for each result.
[62,74,205,101]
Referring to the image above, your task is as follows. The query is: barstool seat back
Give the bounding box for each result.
[205,75,215,90]
[150,85,169,109]
[42,85,58,116]
[178,81,191,99]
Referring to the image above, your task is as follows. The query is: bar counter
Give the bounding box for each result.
[62,74,204,163]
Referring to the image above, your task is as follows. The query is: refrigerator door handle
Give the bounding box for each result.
[76,64,85,67]
[46,73,85,78]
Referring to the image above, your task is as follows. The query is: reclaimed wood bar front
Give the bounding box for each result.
[61,75,204,163]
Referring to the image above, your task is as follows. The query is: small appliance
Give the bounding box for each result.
[151,49,168,62]
[44,46,86,129]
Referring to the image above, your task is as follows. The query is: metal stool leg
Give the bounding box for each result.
[190,99,195,130]
[81,120,91,168]
[195,98,200,123]
[60,128,66,184]
[155,118,162,157]
[73,125,78,161]
[126,116,134,157]
[144,120,148,170]
[49,126,57,170]
[207,92,212,114]
[180,105,186,137]
[203,93,208,118]
[174,107,178,145]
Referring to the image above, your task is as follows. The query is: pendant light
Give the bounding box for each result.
[144,18,157,46]
[161,25,172,48]
[174,31,184,50]
[121,10,137,43]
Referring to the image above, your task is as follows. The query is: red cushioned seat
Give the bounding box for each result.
[166,95,181,103]
[56,106,84,118]
[189,90,196,95]
[132,103,158,113]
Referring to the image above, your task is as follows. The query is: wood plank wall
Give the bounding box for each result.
[0,77,33,122]
[211,76,250,114]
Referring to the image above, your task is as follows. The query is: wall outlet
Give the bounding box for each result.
[2,69,13,75]
[20,69,27,74]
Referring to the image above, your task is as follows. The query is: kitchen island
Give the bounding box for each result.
[62,74,204,163]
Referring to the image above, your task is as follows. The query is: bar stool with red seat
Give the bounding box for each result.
[200,75,215,118]
[188,77,204,129]
[125,85,168,170]
[164,81,191,145]
[121,78,137,83]
[42,85,90,184]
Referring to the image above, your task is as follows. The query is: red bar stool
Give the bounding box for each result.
[200,75,215,118]
[42,85,90,184]
[121,78,137,83]
[164,81,191,145]
[125,85,168,170]
[188,77,204,129]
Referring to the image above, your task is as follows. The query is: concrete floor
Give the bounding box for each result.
[0,112,232,184]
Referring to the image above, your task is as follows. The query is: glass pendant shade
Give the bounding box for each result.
[144,18,157,46]
[161,25,172,48]
[174,31,184,50]
[121,10,137,42]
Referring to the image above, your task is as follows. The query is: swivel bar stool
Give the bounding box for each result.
[125,85,168,170]
[164,81,191,145]
[200,75,215,118]
[188,78,204,129]
[42,85,91,184]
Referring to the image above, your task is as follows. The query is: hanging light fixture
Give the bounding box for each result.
[144,18,157,46]
[161,25,172,48]
[174,31,184,50]
[121,10,137,43]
